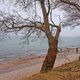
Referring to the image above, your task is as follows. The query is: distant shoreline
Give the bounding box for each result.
[0,47,80,63]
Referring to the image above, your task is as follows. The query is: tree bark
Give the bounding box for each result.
[39,0,61,73]
[40,34,58,73]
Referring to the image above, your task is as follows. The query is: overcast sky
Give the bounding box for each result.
[0,1,80,37]
[60,26,80,37]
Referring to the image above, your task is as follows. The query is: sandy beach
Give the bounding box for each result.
[0,48,80,80]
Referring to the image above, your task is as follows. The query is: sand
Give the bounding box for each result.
[0,48,80,80]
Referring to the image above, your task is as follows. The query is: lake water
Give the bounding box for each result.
[0,36,80,61]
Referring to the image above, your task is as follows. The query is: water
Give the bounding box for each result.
[58,37,80,48]
[0,36,80,61]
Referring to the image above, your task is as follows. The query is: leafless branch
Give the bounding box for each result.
[47,0,50,15]
[60,0,80,12]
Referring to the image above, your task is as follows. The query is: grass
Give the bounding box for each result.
[22,60,80,80]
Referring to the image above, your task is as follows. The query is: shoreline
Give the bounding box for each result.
[0,54,45,74]
[0,51,46,63]
[0,48,80,80]
[0,47,80,63]
[0,48,80,72]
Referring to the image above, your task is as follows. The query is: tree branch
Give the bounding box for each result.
[55,24,61,40]
[47,0,50,15]
[60,0,80,12]
[2,21,46,33]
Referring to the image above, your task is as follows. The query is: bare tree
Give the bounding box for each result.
[0,0,61,72]
[58,0,80,28]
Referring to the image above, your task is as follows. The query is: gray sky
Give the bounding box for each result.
[0,1,80,37]
[50,9,80,37]
[60,26,80,37]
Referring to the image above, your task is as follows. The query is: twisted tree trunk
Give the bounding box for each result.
[40,34,58,72]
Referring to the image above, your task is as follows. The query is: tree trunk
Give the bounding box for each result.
[40,34,58,73]
[39,0,61,73]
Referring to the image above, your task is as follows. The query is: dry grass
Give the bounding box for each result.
[22,60,80,80]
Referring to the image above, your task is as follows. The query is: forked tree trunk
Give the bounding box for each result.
[40,34,58,73]
[39,0,61,73]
